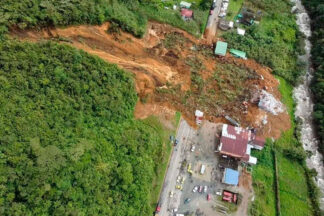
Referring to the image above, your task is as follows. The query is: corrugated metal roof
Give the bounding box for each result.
[181,9,193,18]
[230,49,247,59]
[215,41,228,56]
[220,124,249,158]
[180,1,192,8]
[224,168,239,185]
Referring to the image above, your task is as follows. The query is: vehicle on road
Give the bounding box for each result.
[203,185,208,193]
[192,186,198,193]
[181,176,186,184]
[184,198,191,204]
[155,204,161,213]
[200,164,206,174]
[191,145,195,152]
[176,185,183,190]
[207,194,211,201]
[174,139,179,146]
[210,10,214,15]
[187,163,193,174]
[216,191,222,196]
[198,185,203,193]
[177,175,181,183]
[169,191,174,198]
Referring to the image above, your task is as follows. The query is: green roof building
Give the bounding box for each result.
[230,49,247,59]
[215,41,228,56]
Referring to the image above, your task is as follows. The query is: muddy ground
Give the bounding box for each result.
[10,21,290,139]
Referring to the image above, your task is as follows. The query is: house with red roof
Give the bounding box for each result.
[181,8,193,20]
[217,124,265,165]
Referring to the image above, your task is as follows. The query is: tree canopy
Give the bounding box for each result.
[0,40,165,215]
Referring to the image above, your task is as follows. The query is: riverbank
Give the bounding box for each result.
[292,0,324,211]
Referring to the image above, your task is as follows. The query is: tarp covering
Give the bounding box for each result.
[224,168,239,186]
[215,41,228,56]
[230,49,247,59]
[180,1,191,8]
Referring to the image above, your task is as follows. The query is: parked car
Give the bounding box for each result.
[155,204,161,213]
[181,176,186,184]
[176,185,183,190]
[192,186,198,193]
[216,191,222,196]
[203,186,208,193]
[184,198,191,204]
[174,139,179,146]
[169,191,174,198]
[207,194,211,201]
[210,9,213,15]
[198,186,203,193]
[176,175,181,183]
[191,145,195,152]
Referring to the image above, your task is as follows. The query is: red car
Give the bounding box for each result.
[210,10,214,15]
[155,205,161,213]
[207,194,211,201]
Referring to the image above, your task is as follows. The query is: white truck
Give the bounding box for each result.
[200,164,206,175]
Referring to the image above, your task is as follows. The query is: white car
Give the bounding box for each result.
[169,191,174,198]
[203,186,208,193]
[191,145,196,152]
[192,186,198,193]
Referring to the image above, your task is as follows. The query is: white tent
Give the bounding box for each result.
[237,28,246,36]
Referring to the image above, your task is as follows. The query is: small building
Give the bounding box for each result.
[215,41,228,56]
[237,28,246,36]
[219,19,232,31]
[180,1,192,9]
[218,124,265,165]
[223,168,239,186]
[230,49,247,59]
[181,8,193,20]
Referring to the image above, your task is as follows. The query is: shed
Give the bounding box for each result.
[180,1,192,8]
[181,8,193,19]
[237,28,246,35]
[215,41,228,56]
[230,49,247,59]
[224,168,239,186]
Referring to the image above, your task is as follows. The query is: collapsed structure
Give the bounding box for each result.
[217,124,265,165]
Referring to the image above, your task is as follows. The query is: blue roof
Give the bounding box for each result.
[224,168,239,186]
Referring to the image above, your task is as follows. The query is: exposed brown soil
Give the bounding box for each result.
[10,21,290,139]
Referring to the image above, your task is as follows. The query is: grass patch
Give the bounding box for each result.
[250,143,276,216]
[226,0,244,21]
[277,153,312,216]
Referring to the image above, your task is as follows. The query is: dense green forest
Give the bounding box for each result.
[302,0,324,155]
[0,0,211,37]
[0,40,167,215]
[223,0,304,82]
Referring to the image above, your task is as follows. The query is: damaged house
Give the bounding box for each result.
[217,124,265,165]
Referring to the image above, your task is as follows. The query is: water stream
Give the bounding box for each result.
[291,0,324,210]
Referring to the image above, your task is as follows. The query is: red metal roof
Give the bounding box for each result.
[181,9,193,18]
[219,124,250,158]
[252,136,265,148]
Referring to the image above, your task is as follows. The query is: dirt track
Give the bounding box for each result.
[10,21,291,139]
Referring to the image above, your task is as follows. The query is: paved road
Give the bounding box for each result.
[205,0,222,42]
[158,119,195,216]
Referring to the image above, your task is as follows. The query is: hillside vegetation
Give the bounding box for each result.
[302,0,324,156]
[0,0,211,37]
[223,0,304,82]
[0,40,168,215]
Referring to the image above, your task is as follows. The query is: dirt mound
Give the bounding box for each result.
[10,21,290,139]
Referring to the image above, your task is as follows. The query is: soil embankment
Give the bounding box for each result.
[11,21,290,138]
